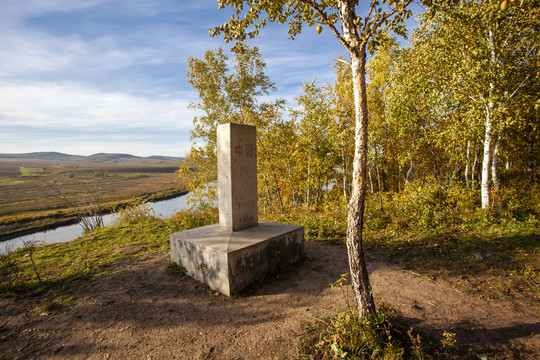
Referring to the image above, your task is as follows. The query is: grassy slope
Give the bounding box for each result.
[1,186,538,358]
[0,207,217,301]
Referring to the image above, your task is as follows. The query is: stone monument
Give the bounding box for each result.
[170,123,305,296]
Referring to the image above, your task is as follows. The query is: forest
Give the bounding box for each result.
[179,1,538,226]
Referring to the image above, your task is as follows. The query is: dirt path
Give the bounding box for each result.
[1,241,538,359]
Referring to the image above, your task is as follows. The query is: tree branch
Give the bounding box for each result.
[505,74,531,104]
[366,0,415,41]
[363,1,377,34]
[297,0,352,52]
[335,57,351,67]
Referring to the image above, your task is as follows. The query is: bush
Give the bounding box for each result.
[492,184,539,221]
[168,206,219,232]
[299,305,457,359]
[365,184,489,233]
[165,261,186,277]
[114,198,159,225]
[263,201,348,243]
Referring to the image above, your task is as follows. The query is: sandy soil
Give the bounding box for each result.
[1,241,538,359]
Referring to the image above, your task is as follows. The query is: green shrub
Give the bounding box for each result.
[263,202,347,243]
[492,185,540,221]
[299,305,457,359]
[365,184,496,233]
[168,206,219,232]
[114,198,159,225]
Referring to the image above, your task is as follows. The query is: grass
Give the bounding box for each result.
[262,186,540,308]
[0,205,217,304]
[366,227,540,304]
[0,221,166,300]
[18,167,45,177]
[166,261,187,277]
[298,305,458,359]
[0,177,24,186]
[0,226,157,314]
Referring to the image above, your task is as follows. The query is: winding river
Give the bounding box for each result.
[1,194,189,253]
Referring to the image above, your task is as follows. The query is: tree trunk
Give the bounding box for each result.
[287,161,295,207]
[492,137,500,191]
[305,155,311,211]
[406,163,414,185]
[342,147,349,198]
[376,162,383,212]
[465,140,470,190]
[272,169,284,211]
[526,129,535,183]
[368,165,374,194]
[346,46,375,318]
[481,107,493,209]
[315,175,320,211]
[406,138,415,186]
[481,26,497,209]
[472,141,478,188]
[262,171,270,213]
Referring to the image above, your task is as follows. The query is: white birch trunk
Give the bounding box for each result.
[340,0,375,318]
[481,27,497,209]
[465,140,470,190]
[492,137,500,191]
[472,141,478,188]
[481,105,493,209]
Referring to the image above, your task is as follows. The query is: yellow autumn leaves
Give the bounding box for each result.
[500,0,517,11]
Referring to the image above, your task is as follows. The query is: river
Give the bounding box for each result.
[1,194,189,253]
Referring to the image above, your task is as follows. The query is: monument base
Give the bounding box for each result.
[170,221,305,296]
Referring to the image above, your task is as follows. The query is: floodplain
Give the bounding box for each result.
[0,153,185,240]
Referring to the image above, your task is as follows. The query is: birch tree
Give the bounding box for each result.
[419,0,539,207]
[211,0,418,317]
[178,44,282,207]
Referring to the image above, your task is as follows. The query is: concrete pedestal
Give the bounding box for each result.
[170,221,304,296]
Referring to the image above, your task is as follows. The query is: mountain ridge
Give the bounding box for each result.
[0,152,184,163]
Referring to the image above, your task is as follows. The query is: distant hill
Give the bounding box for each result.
[0,152,184,164]
[85,153,140,163]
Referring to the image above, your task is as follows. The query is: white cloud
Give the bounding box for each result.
[0,27,170,78]
[0,1,205,80]
[0,81,195,130]
[0,32,76,76]
[0,130,191,157]
[1,0,103,22]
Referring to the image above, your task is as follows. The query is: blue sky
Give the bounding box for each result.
[0,0,418,157]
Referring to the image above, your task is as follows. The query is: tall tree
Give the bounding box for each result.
[293,80,336,211]
[327,57,355,199]
[418,0,540,207]
[211,0,418,317]
[366,36,407,194]
[178,44,281,207]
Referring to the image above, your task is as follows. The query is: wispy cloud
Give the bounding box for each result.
[0,125,191,157]
[0,81,195,129]
[1,0,103,21]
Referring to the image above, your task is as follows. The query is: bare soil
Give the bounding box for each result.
[1,241,538,359]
